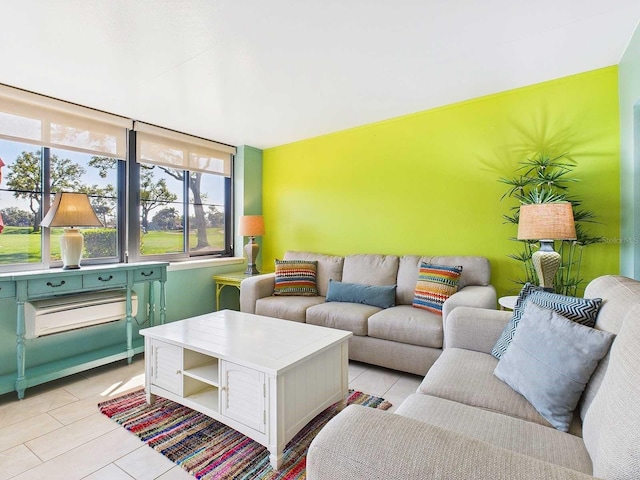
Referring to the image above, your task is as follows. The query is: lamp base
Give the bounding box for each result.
[244,236,260,275]
[60,228,84,270]
[532,240,560,290]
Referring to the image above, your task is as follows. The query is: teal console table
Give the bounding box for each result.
[0,261,168,399]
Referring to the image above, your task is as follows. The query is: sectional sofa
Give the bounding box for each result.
[240,250,496,375]
[307,275,640,479]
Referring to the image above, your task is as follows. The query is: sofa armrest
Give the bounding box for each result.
[307,405,596,480]
[442,285,497,320]
[444,306,512,353]
[239,273,275,314]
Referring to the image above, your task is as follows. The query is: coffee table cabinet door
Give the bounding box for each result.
[220,361,266,434]
[150,340,183,396]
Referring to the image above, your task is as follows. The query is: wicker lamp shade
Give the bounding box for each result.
[517,203,576,241]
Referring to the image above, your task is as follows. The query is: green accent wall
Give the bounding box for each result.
[619,23,640,279]
[262,67,621,297]
[234,145,265,270]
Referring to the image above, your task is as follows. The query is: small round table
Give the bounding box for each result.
[498,295,518,311]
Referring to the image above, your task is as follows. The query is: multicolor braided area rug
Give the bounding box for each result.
[99,389,391,479]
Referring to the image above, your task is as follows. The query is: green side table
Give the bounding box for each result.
[212,271,272,311]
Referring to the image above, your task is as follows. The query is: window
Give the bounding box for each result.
[0,86,235,271]
[132,123,234,261]
[0,140,123,268]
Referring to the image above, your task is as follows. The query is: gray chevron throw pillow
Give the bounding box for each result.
[491,285,602,359]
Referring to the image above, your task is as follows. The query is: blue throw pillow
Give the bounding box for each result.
[326,280,396,309]
[494,302,615,431]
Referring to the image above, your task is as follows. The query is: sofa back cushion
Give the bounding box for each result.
[283,251,344,297]
[396,255,492,305]
[582,301,640,478]
[342,254,399,286]
[579,275,640,421]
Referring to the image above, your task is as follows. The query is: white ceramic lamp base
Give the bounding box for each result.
[60,228,84,270]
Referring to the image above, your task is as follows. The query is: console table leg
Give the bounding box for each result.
[15,301,26,399]
[159,280,167,324]
[126,286,133,364]
[148,282,156,326]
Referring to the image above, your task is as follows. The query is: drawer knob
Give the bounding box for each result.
[98,275,113,282]
[140,270,154,277]
[46,280,66,288]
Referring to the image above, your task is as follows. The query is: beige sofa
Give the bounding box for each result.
[240,251,496,375]
[307,275,640,479]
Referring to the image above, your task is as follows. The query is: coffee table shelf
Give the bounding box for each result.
[183,364,219,386]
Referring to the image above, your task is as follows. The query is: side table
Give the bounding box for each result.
[212,271,272,310]
[498,295,518,311]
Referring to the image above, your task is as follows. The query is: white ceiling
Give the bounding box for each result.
[1,1,639,150]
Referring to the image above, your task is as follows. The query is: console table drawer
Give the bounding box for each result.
[133,268,162,282]
[0,281,15,299]
[83,271,127,289]
[27,276,83,296]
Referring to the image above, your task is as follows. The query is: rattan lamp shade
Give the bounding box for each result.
[517,203,576,241]
[517,202,576,290]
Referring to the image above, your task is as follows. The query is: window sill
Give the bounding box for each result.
[167,257,245,272]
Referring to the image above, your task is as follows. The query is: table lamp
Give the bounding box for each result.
[517,202,577,290]
[238,215,265,275]
[40,192,103,269]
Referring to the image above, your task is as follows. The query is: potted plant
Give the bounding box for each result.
[500,152,602,296]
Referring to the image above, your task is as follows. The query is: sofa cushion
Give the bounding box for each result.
[341,254,398,286]
[396,394,593,474]
[367,305,443,348]
[326,279,396,308]
[273,259,318,296]
[283,251,344,297]
[418,348,552,427]
[306,302,380,336]
[494,302,614,432]
[413,263,462,314]
[255,295,326,323]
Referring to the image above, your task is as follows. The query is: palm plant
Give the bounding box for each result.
[499,152,602,296]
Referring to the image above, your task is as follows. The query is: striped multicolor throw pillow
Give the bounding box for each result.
[274,260,319,296]
[412,263,463,314]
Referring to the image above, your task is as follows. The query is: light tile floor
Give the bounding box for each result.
[0,356,422,479]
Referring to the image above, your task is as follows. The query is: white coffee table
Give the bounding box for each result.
[140,309,352,469]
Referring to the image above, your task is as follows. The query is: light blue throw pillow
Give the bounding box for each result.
[326,279,396,309]
[494,302,615,432]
